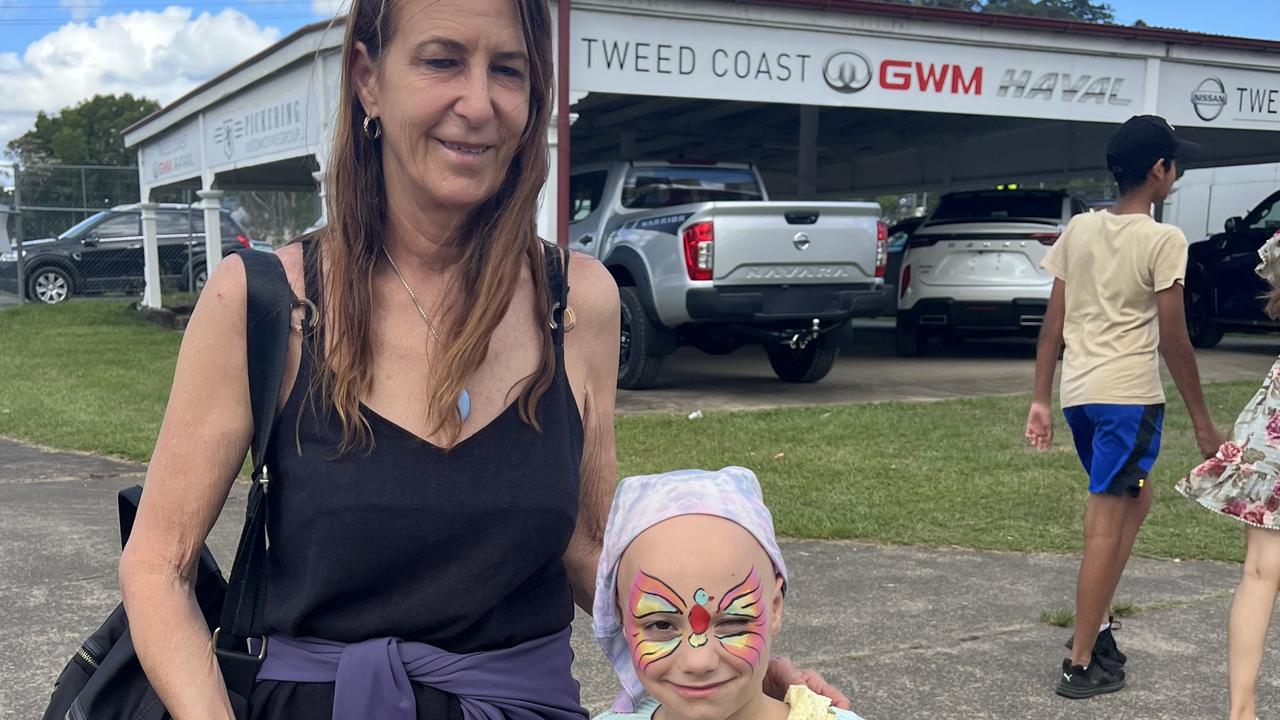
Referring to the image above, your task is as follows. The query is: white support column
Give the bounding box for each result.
[1143,58,1162,116]
[539,119,561,242]
[313,165,327,224]
[197,188,225,281]
[538,94,585,242]
[140,202,162,309]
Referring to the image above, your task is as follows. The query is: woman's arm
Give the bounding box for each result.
[119,255,257,720]
[560,254,620,612]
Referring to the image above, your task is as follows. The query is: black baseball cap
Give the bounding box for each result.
[1106,115,1200,174]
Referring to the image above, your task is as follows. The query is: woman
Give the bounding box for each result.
[119,1,845,717]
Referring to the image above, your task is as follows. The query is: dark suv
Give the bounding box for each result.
[0,203,253,304]
[1184,189,1280,347]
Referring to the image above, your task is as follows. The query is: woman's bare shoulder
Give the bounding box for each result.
[566,250,619,320]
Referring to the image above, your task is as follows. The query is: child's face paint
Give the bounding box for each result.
[714,566,768,669]
[624,567,770,676]
[626,571,687,671]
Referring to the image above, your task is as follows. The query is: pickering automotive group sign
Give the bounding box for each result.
[573,9,1144,123]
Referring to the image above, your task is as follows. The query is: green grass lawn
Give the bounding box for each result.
[0,301,1260,561]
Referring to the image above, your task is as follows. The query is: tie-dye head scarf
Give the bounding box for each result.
[592,466,788,713]
[1256,229,1280,287]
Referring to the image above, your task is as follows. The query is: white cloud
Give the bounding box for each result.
[59,0,103,22]
[312,0,348,17]
[0,7,281,157]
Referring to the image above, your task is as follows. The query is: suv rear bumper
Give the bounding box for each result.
[686,283,888,323]
[900,297,1048,332]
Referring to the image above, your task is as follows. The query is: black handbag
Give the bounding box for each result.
[43,248,294,720]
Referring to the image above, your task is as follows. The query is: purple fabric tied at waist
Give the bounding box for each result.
[256,627,586,720]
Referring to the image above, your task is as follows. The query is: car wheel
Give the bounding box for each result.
[185,261,208,293]
[895,315,927,356]
[1185,284,1224,349]
[27,266,72,305]
[617,286,664,390]
[765,323,844,383]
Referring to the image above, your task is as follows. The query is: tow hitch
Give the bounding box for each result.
[787,319,822,350]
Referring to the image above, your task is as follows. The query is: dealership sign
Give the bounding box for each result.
[202,63,323,170]
[141,124,201,185]
[573,9,1145,123]
[1160,62,1280,130]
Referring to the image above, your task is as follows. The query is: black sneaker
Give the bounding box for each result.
[1065,619,1126,674]
[1055,657,1125,699]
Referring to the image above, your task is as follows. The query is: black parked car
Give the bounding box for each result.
[883,215,925,311]
[0,203,254,304]
[1185,189,1280,347]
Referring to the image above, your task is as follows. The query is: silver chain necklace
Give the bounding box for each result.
[381,245,471,422]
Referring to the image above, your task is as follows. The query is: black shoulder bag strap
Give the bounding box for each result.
[547,243,571,346]
[214,248,294,707]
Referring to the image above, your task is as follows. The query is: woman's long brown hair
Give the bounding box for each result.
[314,0,556,452]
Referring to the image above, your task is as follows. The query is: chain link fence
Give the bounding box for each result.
[2,164,319,307]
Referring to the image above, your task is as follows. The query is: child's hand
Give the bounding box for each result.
[1025,401,1054,451]
[1195,425,1226,459]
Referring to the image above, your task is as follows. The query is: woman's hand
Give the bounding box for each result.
[764,655,853,710]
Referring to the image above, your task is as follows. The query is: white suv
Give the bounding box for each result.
[895,189,1087,356]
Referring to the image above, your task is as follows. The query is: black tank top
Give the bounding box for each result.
[250,240,583,719]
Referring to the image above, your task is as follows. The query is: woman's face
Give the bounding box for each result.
[354,0,531,217]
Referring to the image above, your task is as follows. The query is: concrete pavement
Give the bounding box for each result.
[615,321,1280,414]
[4,438,1277,720]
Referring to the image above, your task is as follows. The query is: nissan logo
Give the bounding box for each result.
[793,232,811,251]
[823,51,873,94]
[1191,77,1227,122]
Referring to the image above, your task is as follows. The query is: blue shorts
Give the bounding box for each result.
[1063,404,1164,497]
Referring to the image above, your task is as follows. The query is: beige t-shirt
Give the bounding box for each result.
[1041,211,1188,408]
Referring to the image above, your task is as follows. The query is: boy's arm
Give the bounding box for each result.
[1026,279,1065,451]
[1156,283,1223,458]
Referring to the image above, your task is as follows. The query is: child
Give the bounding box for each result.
[1177,229,1280,720]
[591,467,863,720]
[1025,114,1223,699]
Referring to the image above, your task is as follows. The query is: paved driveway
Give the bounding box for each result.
[616,320,1280,414]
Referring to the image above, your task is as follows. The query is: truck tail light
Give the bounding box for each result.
[236,234,251,248]
[682,221,714,281]
[875,221,888,279]
[900,265,911,300]
[1029,232,1060,246]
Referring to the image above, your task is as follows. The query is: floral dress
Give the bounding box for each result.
[1178,229,1280,531]
[1177,358,1280,530]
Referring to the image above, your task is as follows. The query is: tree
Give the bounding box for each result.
[891,0,1115,23]
[6,93,160,167]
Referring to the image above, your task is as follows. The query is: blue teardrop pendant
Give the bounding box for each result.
[458,388,471,422]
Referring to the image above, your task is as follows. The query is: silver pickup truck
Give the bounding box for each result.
[568,161,888,389]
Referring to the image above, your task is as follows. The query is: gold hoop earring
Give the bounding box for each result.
[362,114,382,140]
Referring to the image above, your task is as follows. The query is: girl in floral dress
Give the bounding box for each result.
[1178,229,1280,720]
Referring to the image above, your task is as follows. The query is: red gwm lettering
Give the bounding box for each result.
[880,59,913,90]
[952,66,981,95]
[880,60,983,95]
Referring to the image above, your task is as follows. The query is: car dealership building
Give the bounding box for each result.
[121,0,1280,307]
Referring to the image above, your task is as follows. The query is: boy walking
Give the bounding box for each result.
[1025,115,1223,699]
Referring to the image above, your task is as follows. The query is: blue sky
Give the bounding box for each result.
[1111,0,1280,39]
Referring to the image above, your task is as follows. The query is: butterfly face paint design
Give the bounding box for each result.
[627,571,688,671]
[625,567,770,674]
[714,566,768,669]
